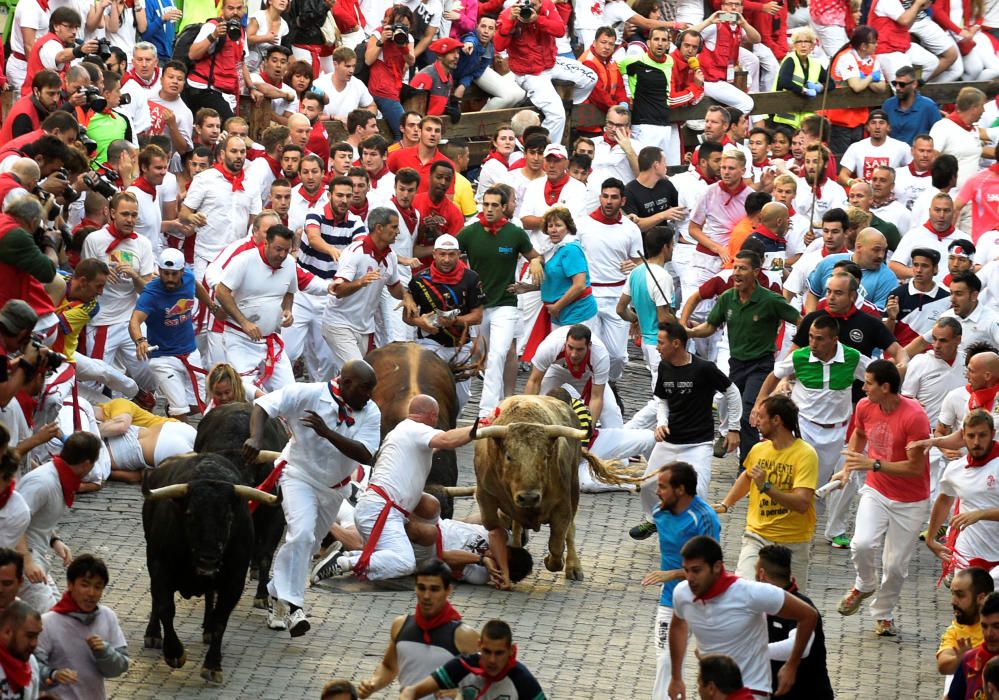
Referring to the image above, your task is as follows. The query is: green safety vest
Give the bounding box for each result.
[771,53,823,129]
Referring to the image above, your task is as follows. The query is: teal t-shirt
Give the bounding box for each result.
[540,240,597,325]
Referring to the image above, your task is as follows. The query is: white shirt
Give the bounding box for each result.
[148,92,194,151]
[475,158,511,204]
[910,187,957,231]
[591,136,643,184]
[784,246,828,301]
[367,418,442,511]
[893,166,933,210]
[519,176,589,232]
[930,117,999,187]
[507,169,544,220]
[793,176,848,227]
[324,238,401,333]
[246,9,290,72]
[900,352,965,428]
[839,137,911,182]
[0,490,30,549]
[622,264,674,310]
[81,226,156,325]
[244,156,281,208]
[251,71,296,117]
[184,167,262,263]
[288,185,329,234]
[119,76,157,137]
[870,198,911,234]
[531,325,611,395]
[38,37,66,72]
[255,381,381,489]
[220,245,298,336]
[383,199,420,285]
[978,259,999,308]
[974,230,999,266]
[670,169,711,243]
[576,213,643,294]
[312,75,374,120]
[923,304,999,364]
[939,384,973,430]
[9,0,49,57]
[785,211,811,258]
[672,577,786,694]
[774,343,869,424]
[127,184,164,256]
[15,461,67,560]
[940,449,999,563]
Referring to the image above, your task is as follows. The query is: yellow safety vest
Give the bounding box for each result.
[771,53,823,129]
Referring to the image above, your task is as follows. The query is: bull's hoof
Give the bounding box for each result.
[164,652,187,669]
[200,667,224,684]
[144,636,162,649]
[253,596,269,610]
[202,631,213,645]
[565,564,585,581]
[544,554,565,573]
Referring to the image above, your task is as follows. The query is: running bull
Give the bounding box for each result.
[142,453,278,683]
[472,395,640,587]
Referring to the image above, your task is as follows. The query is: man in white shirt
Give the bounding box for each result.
[838,109,912,186]
[312,394,474,582]
[126,143,171,256]
[148,61,194,157]
[181,134,262,281]
[930,87,999,187]
[312,46,375,124]
[589,106,643,193]
[906,271,999,363]
[869,165,912,234]
[243,361,380,636]
[215,225,297,392]
[889,192,958,281]
[379,169,422,345]
[893,134,934,210]
[117,42,159,139]
[244,125,290,208]
[794,144,848,229]
[671,142,723,300]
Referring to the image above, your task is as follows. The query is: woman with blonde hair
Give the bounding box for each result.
[204,362,252,414]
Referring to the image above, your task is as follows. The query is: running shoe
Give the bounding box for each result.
[286,608,310,638]
[874,619,899,637]
[837,587,874,616]
[629,520,657,540]
[829,535,851,549]
[267,598,287,631]
[310,543,345,584]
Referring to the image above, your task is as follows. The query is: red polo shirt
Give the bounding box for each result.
[387,145,456,194]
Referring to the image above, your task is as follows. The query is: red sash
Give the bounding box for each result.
[352,483,412,580]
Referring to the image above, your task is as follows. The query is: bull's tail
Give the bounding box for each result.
[582,450,646,488]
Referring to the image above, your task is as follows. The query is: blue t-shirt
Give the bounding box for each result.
[806,253,898,310]
[882,94,941,146]
[134,270,197,357]
[654,495,721,607]
[540,240,597,325]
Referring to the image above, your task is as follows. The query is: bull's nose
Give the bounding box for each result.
[515,491,541,508]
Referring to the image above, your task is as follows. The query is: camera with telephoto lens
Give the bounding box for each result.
[77,125,98,159]
[118,93,132,106]
[224,18,243,41]
[388,24,409,44]
[94,38,113,61]
[82,171,118,199]
[516,0,535,19]
[78,86,107,113]
[29,334,66,374]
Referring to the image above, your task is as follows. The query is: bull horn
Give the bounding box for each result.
[472,425,509,440]
[542,425,589,441]
[442,486,476,497]
[145,483,189,501]
[233,485,280,506]
[254,450,282,464]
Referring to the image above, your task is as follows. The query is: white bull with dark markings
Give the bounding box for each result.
[473,395,640,586]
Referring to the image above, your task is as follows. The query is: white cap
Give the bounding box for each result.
[158,248,186,270]
[543,144,568,160]
[434,234,459,250]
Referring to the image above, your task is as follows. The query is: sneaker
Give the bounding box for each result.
[837,587,874,616]
[310,543,345,584]
[918,529,928,542]
[713,434,727,458]
[266,598,287,631]
[134,390,157,411]
[629,520,657,540]
[286,607,310,638]
[874,619,899,637]
[829,535,851,549]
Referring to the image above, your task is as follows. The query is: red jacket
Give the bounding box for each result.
[494,0,568,76]
[669,49,705,106]
[0,95,44,143]
[580,48,629,112]
[23,32,65,97]
[710,0,788,60]
[699,22,743,82]
[0,214,55,315]
[189,20,246,95]
[0,129,46,164]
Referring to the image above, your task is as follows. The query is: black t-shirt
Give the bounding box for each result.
[408,267,486,347]
[653,354,731,444]
[624,178,679,219]
[767,590,834,700]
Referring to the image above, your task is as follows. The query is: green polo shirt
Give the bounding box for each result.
[707,284,800,361]
[458,221,532,308]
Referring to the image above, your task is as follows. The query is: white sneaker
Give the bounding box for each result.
[309,542,345,585]
[286,607,310,638]
[267,598,287,631]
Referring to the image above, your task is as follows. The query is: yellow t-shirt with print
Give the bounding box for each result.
[745,438,818,543]
[97,398,175,427]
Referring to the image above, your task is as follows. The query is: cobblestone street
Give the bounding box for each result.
[54,358,952,699]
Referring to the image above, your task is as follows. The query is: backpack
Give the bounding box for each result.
[352,39,371,83]
[295,0,330,29]
[173,22,206,70]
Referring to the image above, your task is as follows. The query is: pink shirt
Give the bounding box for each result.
[957,167,999,243]
[855,395,931,503]
[690,182,751,248]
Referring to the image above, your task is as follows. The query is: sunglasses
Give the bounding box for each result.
[891,81,914,88]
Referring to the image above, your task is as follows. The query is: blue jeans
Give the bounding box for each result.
[374,96,404,141]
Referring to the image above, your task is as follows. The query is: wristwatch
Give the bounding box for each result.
[760,481,773,494]
[872,460,882,472]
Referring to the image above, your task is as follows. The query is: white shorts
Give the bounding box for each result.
[153,422,197,466]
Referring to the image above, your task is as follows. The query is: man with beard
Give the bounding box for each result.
[950,593,999,699]
[0,70,62,143]
[794,144,848,227]
[387,117,456,195]
[938,568,995,675]
[244,126,291,207]
[0,601,44,698]
[289,154,329,234]
[806,228,897,311]
[412,162,464,268]
[906,273,999,364]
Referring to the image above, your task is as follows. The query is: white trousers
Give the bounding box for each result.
[750,44,779,93]
[18,554,58,614]
[291,46,334,74]
[5,56,27,96]
[152,422,198,465]
[223,329,295,392]
[850,486,928,621]
[478,305,520,417]
[653,605,678,700]
[591,295,629,382]
[475,67,527,110]
[798,418,846,515]
[149,353,206,416]
[962,33,999,81]
[81,323,155,392]
[344,493,416,580]
[513,70,570,145]
[551,57,597,105]
[285,293,337,381]
[580,427,655,493]
[642,441,714,517]
[631,124,682,167]
[825,469,862,540]
[321,324,369,370]
[877,46,940,83]
[376,287,417,348]
[911,17,962,81]
[703,80,755,115]
[812,23,849,59]
[74,353,138,399]
[268,474,348,607]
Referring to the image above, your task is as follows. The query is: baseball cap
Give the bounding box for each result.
[867,109,889,123]
[543,144,568,160]
[0,300,39,336]
[158,248,186,270]
[434,234,459,250]
[429,37,464,55]
[948,239,976,258]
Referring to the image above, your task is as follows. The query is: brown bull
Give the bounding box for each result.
[473,395,639,585]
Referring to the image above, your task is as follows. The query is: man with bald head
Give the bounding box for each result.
[0,159,40,210]
[243,360,382,637]
[311,394,475,584]
[287,113,312,152]
[805,227,898,312]
[924,349,999,457]
[743,202,790,288]
[847,180,901,251]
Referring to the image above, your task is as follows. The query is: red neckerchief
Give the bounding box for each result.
[694,164,717,185]
[258,70,283,88]
[105,222,137,254]
[693,570,739,603]
[263,153,282,178]
[477,212,508,235]
[967,441,999,467]
[328,377,355,426]
[590,208,622,225]
[0,478,14,510]
[726,689,758,700]
[968,382,999,411]
[603,132,618,147]
[787,205,796,217]
[96,164,123,190]
[299,184,324,207]
[826,304,858,320]
[257,242,282,271]
[786,578,799,594]
[908,162,930,177]
[37,0,50,9]
[810,173,827,199]
[558,346,591,379]
[121,66,160,89]
[131,175,157,200]
[646,48,668,63]
[214,163,245,191]
[350,201,369,221]
[459,644,519,700]
[948,111,974,131]
[751,223,784,244]
[53,455,81,507]
[718,179,747,205]
[923,220,955,240]
[752,157,771,168]
[50,590,87,615]
[413,601,462,643]
[369,164,390,188]
[481,149,509,168]
[430,258,468,285]
[0,644,31,694]
[991,162,999,176]
[91,107,117,120]
[544,174,570,206]
[821,245,846,257]
[360,234,390,267]
[393,197,418,232]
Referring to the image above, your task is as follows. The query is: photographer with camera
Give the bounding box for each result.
[0,112,80,175]
[494,0,573,145]
[0,71,63,143]
[3,135,73,203]
[0,300,52,409]
[83,73,136,166]
[185,0,259,120]
[365,7,418,142]
[0,160,41,211]
[21,8,99,97]
[88,140,135,199]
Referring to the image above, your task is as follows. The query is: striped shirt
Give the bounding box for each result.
[773,343,868,425]
[301,204,366,278]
